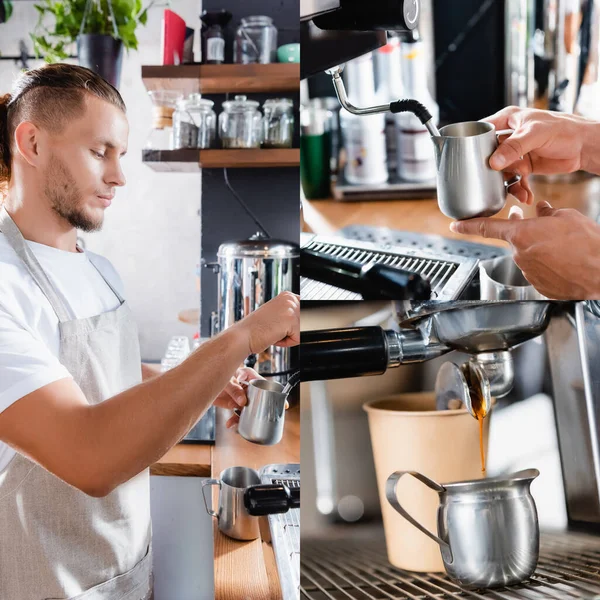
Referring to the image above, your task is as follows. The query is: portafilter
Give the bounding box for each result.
[301,301,556,400]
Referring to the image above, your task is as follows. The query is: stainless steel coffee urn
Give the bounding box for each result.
[209,233,299,380]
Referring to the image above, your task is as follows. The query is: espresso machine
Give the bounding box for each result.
[207,234,299,382]
[301,299,600,531]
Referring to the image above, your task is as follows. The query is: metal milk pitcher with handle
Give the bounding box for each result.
[431,121,521,220]
[386,469,540,589]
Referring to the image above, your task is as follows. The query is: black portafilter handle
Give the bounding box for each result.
[301,326,389,382]
[244,484,300,517]
[389,99,433,125]
[300,248,431,301]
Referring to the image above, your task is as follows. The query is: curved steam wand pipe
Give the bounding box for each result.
[326,65,441,137]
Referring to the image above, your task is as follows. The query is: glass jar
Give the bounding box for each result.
[173,94,217,149]
[218,95,262,148]
[262,98,294,148]
[200,10,232,65]
[233,16,278,64]
[146,90,183,150]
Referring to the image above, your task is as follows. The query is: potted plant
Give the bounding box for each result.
[31,0,154,88]
[0,0,13,24]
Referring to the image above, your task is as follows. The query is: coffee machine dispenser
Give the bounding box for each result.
[208,234,299,381]
[301,299,600,531]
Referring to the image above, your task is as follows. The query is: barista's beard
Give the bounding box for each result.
[44,154,103,233]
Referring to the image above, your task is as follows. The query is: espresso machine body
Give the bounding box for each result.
[546,302,600,529]
[212,236,299,379]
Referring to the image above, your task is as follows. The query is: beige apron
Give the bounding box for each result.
[0,207,152,600]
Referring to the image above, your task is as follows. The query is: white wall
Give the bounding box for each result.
[0,0,203,360]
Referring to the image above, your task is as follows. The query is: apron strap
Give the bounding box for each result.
[87,255,125,305]
[0,207,74,323]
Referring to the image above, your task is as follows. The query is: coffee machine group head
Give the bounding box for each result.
[300,0,421,79]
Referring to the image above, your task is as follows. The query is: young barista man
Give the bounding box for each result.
[0,63,300,600]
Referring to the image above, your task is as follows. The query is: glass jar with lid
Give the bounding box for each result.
[146,90,183,150]
[173,94,217,149]
[218,95,262,148]
[262,98,294,148]
[233,16,278,64]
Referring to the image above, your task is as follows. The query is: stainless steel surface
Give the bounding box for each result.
[300,235,478,302]
[300,0,339,20]
[435,361,491,417]
[402,301,554,354]
[261,464,300,600]
[238,379,287,446]
[202,466,261,541]
[301,529,600,598]
[385,469,540,589]
[328,65,395,116]
[215,234,299,378]
[470,350,515,399]
[480,255,546,301]
[547,302,600,526]
[433,122,519,221]
[337,226,508,261]
[394,329,450,364]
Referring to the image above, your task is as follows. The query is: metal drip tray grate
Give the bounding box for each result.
[261,464,300,600]
[301,234,480,302]
[301,532,600,599]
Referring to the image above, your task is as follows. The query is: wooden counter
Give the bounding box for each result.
[150,406,300,600]
[212,405,300,600]
[302,174,600,242]
[150,443,212,477]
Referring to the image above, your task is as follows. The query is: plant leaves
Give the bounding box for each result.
[31,0,152,60]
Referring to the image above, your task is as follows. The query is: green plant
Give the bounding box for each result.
[1,0,14,24]
[31,0,155,62]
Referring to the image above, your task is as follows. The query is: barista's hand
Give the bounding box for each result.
[482,106,599,204]
[234,291,300,356]
[213,367,262,428]
[450,201,600,299]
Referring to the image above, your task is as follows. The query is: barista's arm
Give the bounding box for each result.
[0,293,299,498]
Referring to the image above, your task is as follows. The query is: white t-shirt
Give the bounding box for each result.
[0,232,126,470]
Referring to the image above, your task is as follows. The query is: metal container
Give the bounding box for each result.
[218,95,262,148]
[432,121,521,220]
[386,469,540,589]
[238,379,287,445]
[173,94,216,149]
[262,98,294,149]
[212,234,299,378]
[202,466,262,540]
[234,15,278,64]
[480,255,546,300]
[202,466,299,540]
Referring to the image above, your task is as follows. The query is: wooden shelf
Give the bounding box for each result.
[142,148,300,171]
[142,64,300,96]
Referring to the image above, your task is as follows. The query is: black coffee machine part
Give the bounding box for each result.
[244,484,300,517]
[301,326,390,381]
[300,248,431,301]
